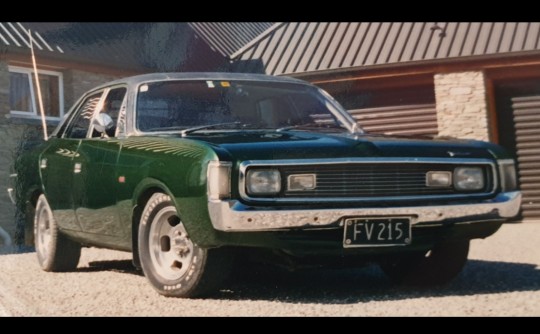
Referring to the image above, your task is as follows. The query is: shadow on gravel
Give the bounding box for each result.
[78,260,143,276]
[213,260,540,304]
[76,258,540,303]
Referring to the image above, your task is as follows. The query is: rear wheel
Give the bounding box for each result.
[380,240,470,286]
[138,193,232,298]
[34,194,81,272]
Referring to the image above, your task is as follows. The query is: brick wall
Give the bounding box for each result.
[434,71,490,141]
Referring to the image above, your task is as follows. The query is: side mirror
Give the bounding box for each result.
[92,113,114,134]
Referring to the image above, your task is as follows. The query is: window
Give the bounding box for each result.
[91,87,127,138]
[65,92,103,139]
[9,66,64,120]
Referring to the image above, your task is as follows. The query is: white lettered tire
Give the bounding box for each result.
[34,194,81,272]
[138,193,232,298]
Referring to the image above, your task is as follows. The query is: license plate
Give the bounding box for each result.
[343,217,411,248]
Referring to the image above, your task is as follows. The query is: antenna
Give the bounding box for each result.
[28,29,48,141]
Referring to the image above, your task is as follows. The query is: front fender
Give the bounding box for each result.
[130,176,222,248]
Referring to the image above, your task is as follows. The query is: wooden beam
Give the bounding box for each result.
[484,75,499,144]
[297,52,540,85]
[6,52,140,77]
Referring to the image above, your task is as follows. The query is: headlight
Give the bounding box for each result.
[498,159,518,192]
[246,169,281,195]
[207,161,231,201]
[454,167,484,191]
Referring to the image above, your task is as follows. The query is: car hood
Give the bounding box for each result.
[185,131,497,161]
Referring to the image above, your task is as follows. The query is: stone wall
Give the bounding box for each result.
[0,123,30,247]
[0,61,122,250]
[0,55,29,247]
[434,71,491,141]
[0,61,8,116]
[63,69,120,110]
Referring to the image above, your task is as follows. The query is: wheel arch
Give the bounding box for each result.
[130,178,177,268]
[21,186,44,246]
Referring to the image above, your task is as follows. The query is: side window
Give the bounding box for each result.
[92,87,127,138]
[64,92,103,139]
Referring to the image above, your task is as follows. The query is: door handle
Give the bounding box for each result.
[40,158,47,169]
[74,163,82,174]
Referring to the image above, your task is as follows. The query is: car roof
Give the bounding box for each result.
[92,72,309,91]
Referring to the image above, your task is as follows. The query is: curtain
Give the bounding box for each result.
[9,72,33,113]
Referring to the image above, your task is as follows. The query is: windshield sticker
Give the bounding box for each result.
[206,81,215,88]
[139,84,149,92]
[220,81,230,87]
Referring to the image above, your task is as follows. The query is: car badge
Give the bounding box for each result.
[447,151,471,157]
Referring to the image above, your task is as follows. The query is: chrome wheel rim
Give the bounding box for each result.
[149,207,194,281]
[35,199,52,259]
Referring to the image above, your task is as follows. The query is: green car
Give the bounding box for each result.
[12,73,521,298]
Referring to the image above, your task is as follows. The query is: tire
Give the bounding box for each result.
[138,193,232,298]
[34,194,81,272]
[380,240,470,286]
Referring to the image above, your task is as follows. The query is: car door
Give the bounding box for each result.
[72,86,127,243]
[39,91,104,232]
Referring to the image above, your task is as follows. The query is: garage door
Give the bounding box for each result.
[349,103,437,136]
[512,96,540,219]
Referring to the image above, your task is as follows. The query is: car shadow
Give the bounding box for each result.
[78,259,143,276]
[214,259,540,304]
[77,258,540,304]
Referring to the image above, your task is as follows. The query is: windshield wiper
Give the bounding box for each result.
[181,122,249,137]
[276,122,349,133]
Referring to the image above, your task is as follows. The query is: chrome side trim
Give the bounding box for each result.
[239,158,498,203]
[7,188,15,205]
[7,173,17,205]
[208,191,521,232]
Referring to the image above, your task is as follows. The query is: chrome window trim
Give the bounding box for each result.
[238,158,498,203]
[130,79,360,136]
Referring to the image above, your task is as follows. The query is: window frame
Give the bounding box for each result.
[60,84,128,140]
[87,85,128,139]
[8,65,64,120]
[62,89,106,139]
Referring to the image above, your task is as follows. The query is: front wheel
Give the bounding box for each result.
[34,194,81,272]
[380,240,470,286]
[138,193,232,298]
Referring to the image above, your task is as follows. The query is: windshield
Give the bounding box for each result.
[136,80,355,133]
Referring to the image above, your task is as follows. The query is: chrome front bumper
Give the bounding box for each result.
[208,191,522,232]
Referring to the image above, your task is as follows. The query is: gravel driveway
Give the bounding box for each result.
[0,222,539,316]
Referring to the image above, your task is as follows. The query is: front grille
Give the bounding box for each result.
[277,163,493,198]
